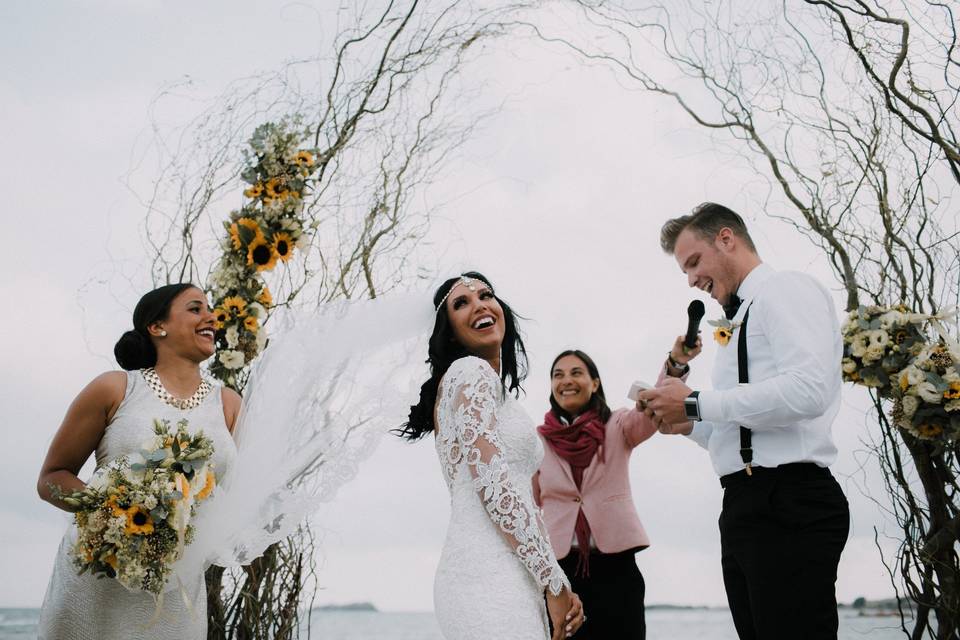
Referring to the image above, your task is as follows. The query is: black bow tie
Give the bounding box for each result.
[723,294,743,320]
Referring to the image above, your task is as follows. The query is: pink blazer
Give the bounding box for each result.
[533,369,676,558]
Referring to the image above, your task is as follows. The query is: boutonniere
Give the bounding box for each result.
[707,318,742,346]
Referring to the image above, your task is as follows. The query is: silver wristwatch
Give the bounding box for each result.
[683,391,701,421]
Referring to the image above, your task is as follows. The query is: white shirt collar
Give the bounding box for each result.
[735,262,774,302]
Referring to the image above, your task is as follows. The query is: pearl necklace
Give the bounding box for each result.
[142,368,212,410]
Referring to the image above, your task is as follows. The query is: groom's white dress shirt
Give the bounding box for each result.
[688,263,843,477]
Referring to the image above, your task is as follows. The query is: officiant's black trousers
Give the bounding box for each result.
[719,463,849,640]
[557,549,645,639]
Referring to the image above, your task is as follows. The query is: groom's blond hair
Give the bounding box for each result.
[660,202,757,255]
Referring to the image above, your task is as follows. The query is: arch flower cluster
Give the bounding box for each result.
[208,121,320,387]
[842,305,960,441]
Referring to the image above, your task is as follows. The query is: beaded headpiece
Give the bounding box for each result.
[435,275,490,311]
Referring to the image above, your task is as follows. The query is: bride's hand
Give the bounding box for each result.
[546,587,585,639]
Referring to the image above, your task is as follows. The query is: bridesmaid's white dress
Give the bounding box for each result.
[38,370,237,640]
[433,357,568,640]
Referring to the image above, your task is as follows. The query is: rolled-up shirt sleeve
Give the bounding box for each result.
[696,272,839,431]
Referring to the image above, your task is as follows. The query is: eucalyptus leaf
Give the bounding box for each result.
[145,449,168,462]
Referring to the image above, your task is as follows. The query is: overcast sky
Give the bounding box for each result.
[1,0,898,611]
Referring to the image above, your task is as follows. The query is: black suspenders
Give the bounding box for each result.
[738,306,753,475]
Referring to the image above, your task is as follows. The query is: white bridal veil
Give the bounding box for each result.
[170,291,434,587]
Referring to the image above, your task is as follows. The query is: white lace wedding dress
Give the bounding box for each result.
[433,356,568,640]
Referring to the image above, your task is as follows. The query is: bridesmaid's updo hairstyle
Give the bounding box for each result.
[114,283,196,370]
[395,271,528,441]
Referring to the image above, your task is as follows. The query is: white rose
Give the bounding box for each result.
[850,334,870,358]
[879,310,908,327]
[863,345,885,364]
[869,329,890,348]
[917,381,943,404]
[225,326,240,348]
[219,350,246,370]
[901,395,919,419]
[841,358,858,374]
[248,302,267,319]
[900,366,925,390]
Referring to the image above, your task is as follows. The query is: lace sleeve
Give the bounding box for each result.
[438,357,569,596]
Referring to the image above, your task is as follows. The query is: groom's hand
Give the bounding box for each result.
[639,377,691,426]
[658,420,694,436]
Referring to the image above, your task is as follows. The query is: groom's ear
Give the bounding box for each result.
[715,227,737,252]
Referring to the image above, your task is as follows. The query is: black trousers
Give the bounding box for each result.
[719,463,850,640]
[557,549,646,639]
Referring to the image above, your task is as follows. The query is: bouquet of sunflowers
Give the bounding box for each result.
[55,418,216,594]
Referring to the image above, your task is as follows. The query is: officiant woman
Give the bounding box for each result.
[533,341,698,638]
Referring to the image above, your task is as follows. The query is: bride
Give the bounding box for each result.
[396,272,586,640]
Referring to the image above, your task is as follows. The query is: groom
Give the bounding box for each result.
[639,203,850,640]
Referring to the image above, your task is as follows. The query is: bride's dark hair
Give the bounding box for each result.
[113,283,196,370]
[395,271,528,441]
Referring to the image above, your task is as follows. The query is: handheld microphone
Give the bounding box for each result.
[685,300,706,349]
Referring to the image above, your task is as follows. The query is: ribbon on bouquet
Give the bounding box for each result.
[928,309,960,361]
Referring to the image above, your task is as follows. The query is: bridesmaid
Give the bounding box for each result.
[36,283,239,639]
[533,339,699,639]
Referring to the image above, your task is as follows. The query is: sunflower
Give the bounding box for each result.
[195,469,216,501]
[917,423,944,439]
[105,494,125,518]
[244,183,264,199]
[123,505,154,536]
[222,296,247,318]
[294,150,315,167]
[247,236,279,272]
[945,382,960,400]
[264,177,287,199]
[256,286,273,307]
[713,326,733,346]
[213,307,230,330]
[243,315,259,332]
[229,217,264,250]
[272,231,294,263]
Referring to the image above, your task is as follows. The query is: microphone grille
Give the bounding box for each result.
[687,299,706,320]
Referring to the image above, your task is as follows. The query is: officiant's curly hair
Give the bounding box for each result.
[395,271,528,441]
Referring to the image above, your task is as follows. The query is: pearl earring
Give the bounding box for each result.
[160,330,168,337]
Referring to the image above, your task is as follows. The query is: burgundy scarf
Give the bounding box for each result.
[538,409,606,576]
